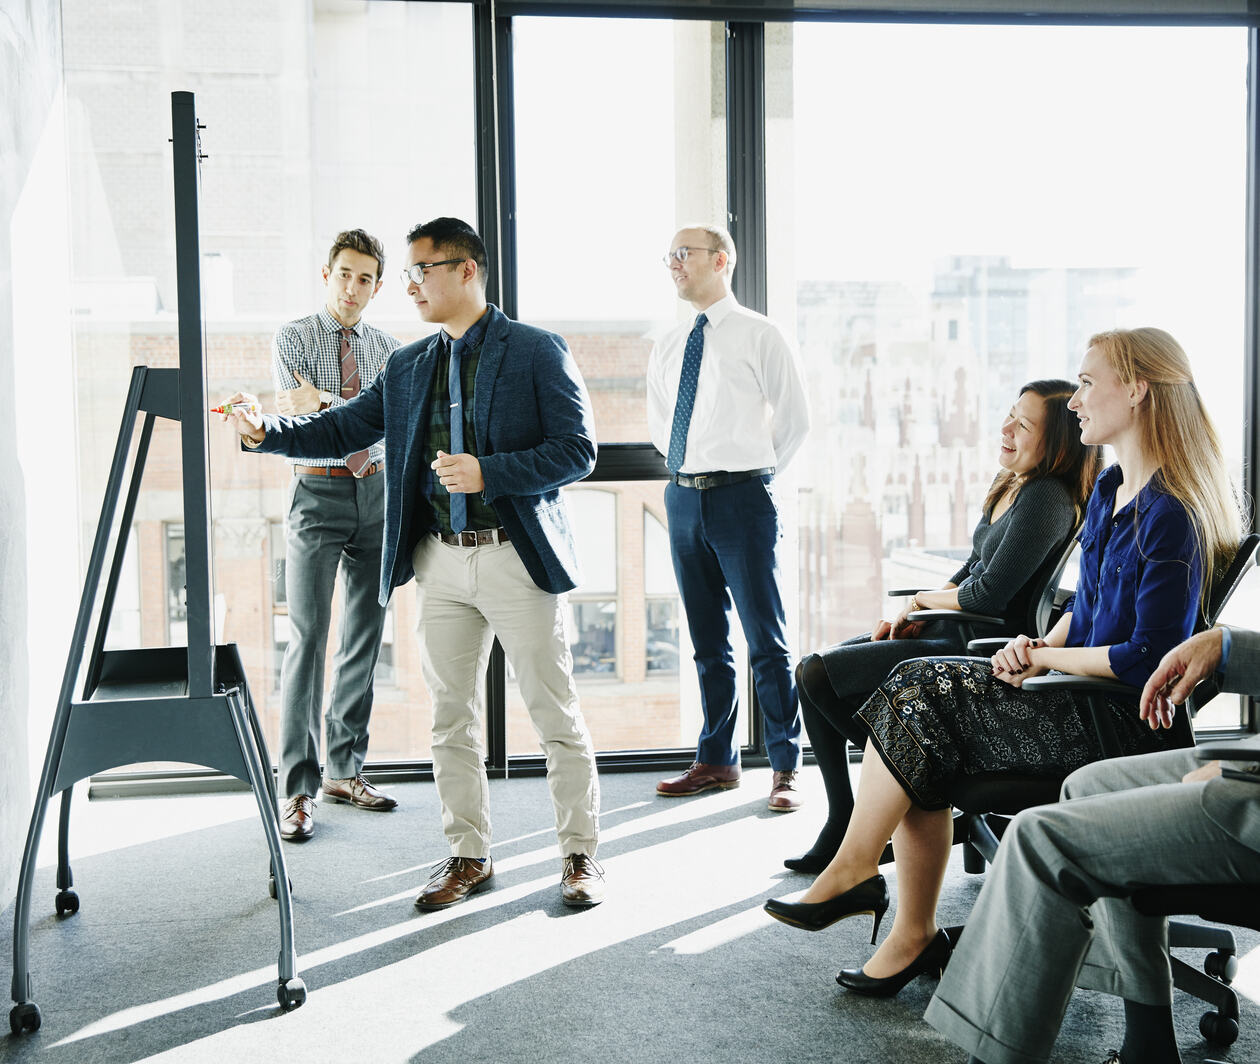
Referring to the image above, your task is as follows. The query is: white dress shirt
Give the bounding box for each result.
[647,293,810,475]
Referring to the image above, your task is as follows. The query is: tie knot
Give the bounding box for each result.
[341,327,353,340]
[695,313,707,330]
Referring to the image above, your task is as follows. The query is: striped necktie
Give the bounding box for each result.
[339,327,372,477]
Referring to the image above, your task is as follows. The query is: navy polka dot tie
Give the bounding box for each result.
[666,312,707,474]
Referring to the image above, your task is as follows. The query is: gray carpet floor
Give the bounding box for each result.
[1,767,1257,1064]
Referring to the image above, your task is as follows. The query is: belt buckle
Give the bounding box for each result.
[459,530,477,547]
[694,474,711,490]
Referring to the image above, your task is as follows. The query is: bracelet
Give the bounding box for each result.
[241,434,263,449]
[908,596,922,613]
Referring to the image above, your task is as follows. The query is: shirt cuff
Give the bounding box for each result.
[1217,626,1232,684]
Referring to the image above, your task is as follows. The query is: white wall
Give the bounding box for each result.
[1,0,75,905]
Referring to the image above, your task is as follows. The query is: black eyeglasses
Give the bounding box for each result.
[662,246,719,267]
[400,259,465,286]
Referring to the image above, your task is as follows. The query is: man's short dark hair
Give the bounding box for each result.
[327,229,386,281]
[405,217,488,285]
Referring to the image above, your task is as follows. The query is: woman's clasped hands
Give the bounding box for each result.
[990,633,1047,687]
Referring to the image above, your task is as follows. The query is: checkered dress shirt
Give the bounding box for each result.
[271,308,399,468]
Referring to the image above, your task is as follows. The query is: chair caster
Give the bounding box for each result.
[1204,949,1237,983]
[9,1001,41,1034]
[1200,1010,1239,1045]
[268,874,293,900]
[55,889,80,917]
[277,978,306,1011]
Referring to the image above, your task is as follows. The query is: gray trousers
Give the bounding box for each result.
[925,745,1260,1064]
[279,470,388,799]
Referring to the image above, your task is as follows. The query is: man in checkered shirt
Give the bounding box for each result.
[270,229,400,842]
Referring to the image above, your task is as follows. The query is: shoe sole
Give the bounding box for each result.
[321,792,398,811]
[414,876,495,911]
[767,801,801,812]
[656,780,741,797]
[764,906,876,932]
[279,829,313,842]
[562,893,605,908]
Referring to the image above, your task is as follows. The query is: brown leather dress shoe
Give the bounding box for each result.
[279,794,314,841]
[561,854,606,907]
[768,769,803,812]
[414,857,494,911]
[656,762,741,796]
[322,774,398,811]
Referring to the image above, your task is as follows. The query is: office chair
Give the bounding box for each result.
[945,532,1260,1044]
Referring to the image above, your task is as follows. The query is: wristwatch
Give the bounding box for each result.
[318,389,334,409]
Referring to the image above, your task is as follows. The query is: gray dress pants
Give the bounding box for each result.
[279,470,387,799]
[925,746,1260,1064]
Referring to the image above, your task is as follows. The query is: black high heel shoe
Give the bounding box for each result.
[763,874,889,942]
[835,928,952,997]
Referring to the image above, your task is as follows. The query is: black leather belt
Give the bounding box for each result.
[435,528,511,547]
[671,467,774,490]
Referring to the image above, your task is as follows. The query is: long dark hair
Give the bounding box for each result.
[983,378,1102,520]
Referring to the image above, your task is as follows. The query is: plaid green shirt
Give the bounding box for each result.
[425,314,500,534]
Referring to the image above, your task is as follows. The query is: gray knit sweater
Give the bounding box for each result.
[948,475,1076,619]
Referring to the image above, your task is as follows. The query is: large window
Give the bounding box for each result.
[774,23,1253,728]
[62,0,476,764]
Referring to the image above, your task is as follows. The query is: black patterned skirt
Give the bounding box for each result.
[855,656,1180,810]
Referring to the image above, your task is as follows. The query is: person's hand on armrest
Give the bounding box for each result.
[1139,628,1224,730]
[990,633,1048,687]
[215,391,266,445]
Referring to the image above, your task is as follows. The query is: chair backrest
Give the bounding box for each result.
[1204,532,1260,628]
[1015,530,1080,637]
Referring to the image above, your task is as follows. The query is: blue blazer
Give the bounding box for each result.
[252,304,597,600]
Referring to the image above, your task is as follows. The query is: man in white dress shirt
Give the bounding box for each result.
[647,225,811,810]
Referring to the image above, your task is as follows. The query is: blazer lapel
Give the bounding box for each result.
[472,307,506,453]
[404,335,440,477]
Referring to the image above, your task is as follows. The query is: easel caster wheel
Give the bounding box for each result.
[268,874,293,900]
[1200,1010,1239,1045]
[55,890,80,917]
[277,978,307,1011]
[1205,950,1238,983]
[9,1001,41,1034]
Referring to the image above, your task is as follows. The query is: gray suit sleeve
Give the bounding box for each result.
[1223,626,1260,696]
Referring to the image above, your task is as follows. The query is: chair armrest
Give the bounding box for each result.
[1196,745,1260,763]
[887,588,927,598]
[909,608,1004,627]
[1020,675,1139,698]
[966,637,1010,655]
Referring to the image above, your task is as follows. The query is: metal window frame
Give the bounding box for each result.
[93,3,1260,798]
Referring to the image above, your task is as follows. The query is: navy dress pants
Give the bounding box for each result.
[665,474,800,771]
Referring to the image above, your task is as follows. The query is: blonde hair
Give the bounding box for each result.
[1089,327,1244,607]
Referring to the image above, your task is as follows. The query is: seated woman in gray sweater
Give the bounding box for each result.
[787,379,1101,873]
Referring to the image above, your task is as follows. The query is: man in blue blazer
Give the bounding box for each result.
[222,217,605,909]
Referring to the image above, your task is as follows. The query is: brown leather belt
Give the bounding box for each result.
[294,463,382,478]
[435,528,511,547]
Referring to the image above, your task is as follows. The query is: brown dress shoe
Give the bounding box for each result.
[414,857,494,911]
[279,794,314,841]
[322,774,398,811]
[768,769,803,812]
[561,854,606,907]
[656,762,741,796]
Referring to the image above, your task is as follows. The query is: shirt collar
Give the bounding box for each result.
[441,307,492,353]
[1098,462,1166,517]
[695,292,738,329]
[318,308,359,335]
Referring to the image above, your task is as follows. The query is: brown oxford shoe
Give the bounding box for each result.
[322,774,398,811]
[656,762,741,797]
[279,794,314,842]
[561,854,606,907]
[768,769,803,812]
[414,857,494,911]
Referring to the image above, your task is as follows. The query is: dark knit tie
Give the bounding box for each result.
[666,312,707,473]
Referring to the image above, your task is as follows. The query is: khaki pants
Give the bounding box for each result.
[412,534,600,858]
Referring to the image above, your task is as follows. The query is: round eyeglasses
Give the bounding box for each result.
[661,246,719,268]
[400,259,465,286]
